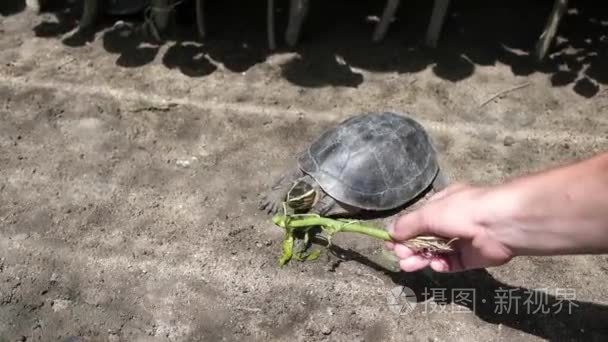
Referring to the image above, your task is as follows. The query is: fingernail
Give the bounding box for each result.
[387,219,395,236]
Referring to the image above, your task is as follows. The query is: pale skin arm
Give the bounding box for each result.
[386,151,608,273]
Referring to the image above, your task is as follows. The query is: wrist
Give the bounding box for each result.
[476,153,608,257]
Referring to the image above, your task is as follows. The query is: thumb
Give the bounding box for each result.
[388,183,472,241]
[388,208,432,241]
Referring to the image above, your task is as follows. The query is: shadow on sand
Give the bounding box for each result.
[14,0,607,97]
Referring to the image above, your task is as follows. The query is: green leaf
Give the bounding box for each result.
[278,233,294,267]
[304,248,321,261]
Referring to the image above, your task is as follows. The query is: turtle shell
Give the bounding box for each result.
[298,111,440,210]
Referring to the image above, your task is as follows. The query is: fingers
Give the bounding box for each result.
[397,254,463,273]
[399,255,431,272]
[390,242,449,272]
[393,242,457,273]
[429,258,450,272]
[394,243,445,272]
[393,243,414,259]
[388,183,476,274]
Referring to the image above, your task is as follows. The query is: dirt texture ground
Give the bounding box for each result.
[1,0,608,341]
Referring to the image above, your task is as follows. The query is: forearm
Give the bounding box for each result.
[484,152,608,256]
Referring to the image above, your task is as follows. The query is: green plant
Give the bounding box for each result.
[272,204,457,267]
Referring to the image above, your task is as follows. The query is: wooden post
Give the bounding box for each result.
[79,0,101,30]
[196,0,205,39]
[372,0,400,42]
[268,0,276,50]
[425,0,450,48]
[150,0,171,39]
[286,0,310,47]
[535,0,568,61]
[25,0,42,13]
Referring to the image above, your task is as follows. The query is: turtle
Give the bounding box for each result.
[259,111,448,217]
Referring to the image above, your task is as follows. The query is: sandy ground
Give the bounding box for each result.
[1,0,608,341]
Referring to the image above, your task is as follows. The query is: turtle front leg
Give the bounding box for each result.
[310,193,337,216]
[311,193,359,217]
[259,166,304,215]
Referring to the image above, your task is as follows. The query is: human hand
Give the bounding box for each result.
[386,183,515,273]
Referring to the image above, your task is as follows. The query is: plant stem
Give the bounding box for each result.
[272,214,456,253]
[274,215,390,240]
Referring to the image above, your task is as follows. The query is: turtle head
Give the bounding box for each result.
[286,177,318,212]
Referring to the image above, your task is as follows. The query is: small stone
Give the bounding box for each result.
[503,136,515,146]
[51,299,71,312]
[321,326,333,335]
[264,240,272,246]
[176,159,191,167]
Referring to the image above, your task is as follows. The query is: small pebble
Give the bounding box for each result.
[176,159,191,168]
[321,326,333,335]
[503,136,515,146]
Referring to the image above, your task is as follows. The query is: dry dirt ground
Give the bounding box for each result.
[1,0,608,341]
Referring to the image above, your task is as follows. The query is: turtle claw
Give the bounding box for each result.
[258,188,287,215]
[258,196,280,215]
[267,203,278,215]
[258,197,270,211]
